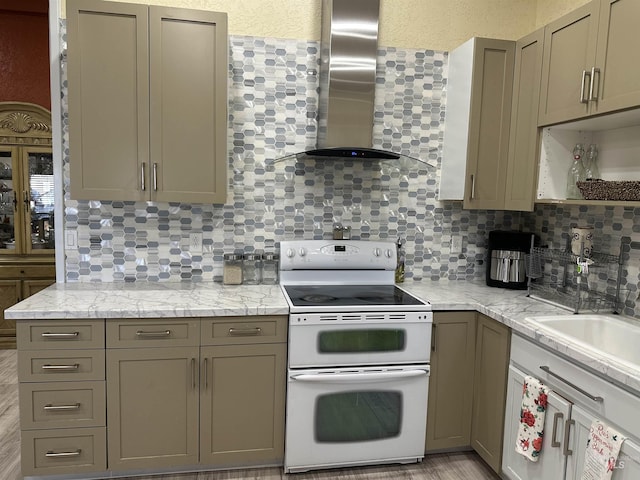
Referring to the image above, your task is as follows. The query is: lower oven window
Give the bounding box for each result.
[317,329,406,353]
[315,391,402,442]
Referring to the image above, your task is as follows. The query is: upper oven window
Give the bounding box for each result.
[318,329,406,353]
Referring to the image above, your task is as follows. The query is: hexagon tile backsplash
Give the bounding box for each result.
[59,25,640,318]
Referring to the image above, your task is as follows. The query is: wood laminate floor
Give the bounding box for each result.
[0,349,499,480]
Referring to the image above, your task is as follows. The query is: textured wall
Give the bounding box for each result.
[57,0,573,52]
[0,4,50,109]
[535,0,591,29]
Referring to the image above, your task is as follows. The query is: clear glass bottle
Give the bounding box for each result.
[584,144,600,180]
[261,252,280,285]
[566,143,586,199]
[223,253,244,285]
[243,253,262,285]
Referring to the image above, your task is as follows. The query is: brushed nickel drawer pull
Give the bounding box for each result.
[44,403,81,412]
[42,364,79,371]
[135,330,171,338]
[563,419,575,456]
[551,412,563,448]
[228,327,262,336]
[45,449,82,458]
[539,365,604,402]
[580,70,590,104]
[41,332,79,339]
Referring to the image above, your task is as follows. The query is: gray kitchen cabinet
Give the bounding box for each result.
[106,346,200,470]
[67,0,228,204]
[439,37,516,210]
[425,311,476,451]
[471,313,511,474]
[17,319,107,477]
[200,343,286,466]
[504,28,544,212]
[104,316,286,473]
[538,0,640,126]
[426,311,511,476]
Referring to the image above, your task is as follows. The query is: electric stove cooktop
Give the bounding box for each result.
[282,284,428,309]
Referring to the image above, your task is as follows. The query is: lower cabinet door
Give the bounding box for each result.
[200,343,286,466]
[502,364,571,479]
[106,346,199,470]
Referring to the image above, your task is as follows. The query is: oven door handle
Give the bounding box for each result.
[290,369,428,384]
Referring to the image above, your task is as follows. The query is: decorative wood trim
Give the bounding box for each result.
[0,102,52,146]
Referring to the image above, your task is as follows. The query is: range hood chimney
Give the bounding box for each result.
[270,0,435,167]
[317,0,379,149]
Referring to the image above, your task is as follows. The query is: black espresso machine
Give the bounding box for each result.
[486,230,537,289]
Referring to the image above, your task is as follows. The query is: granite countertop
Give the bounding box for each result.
[6,279,640,396]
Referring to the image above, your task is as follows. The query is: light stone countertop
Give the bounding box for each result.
[6,278,640,396]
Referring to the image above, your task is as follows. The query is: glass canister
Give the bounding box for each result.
[261,252,280,284]
[243,253,263,285]
[565,143,586,199]
[223,253,244,285]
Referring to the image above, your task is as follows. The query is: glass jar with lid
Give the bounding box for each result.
[243,253,263,285]
[223,253,244,285]
[261,252,280,284]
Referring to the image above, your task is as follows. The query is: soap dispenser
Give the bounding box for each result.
[395,237,405,283]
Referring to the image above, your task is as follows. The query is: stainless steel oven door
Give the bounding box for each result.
[284,365,430,473]
[288,316,431,368]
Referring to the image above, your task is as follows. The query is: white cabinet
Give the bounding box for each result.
[439,37,515,210]
[503,364,571,480]
[503,335,640,480]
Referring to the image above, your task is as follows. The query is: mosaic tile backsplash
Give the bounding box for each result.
[61,27,640,318]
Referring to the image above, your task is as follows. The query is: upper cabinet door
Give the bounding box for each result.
[67,0,150,201]
[538,2,600,126]
[149,8,228,204]
[504,29,544,212]
[592,0,640,115]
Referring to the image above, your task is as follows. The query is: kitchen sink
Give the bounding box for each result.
[525,314,640,367]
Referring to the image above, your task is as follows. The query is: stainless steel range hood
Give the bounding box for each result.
[271,0,434,167]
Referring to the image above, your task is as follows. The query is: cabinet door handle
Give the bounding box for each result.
[430,323,437,352]
[141,163,146,191]
[45,449,82,458]
[580,70,591,104]
[23,190,30,212]
[135,330,171,338]
[153,163,158,191]
[551,412,564,447]
[13,191,18,210]
[191,358,196,390]
[44,403,81,412]
[228,327,262,336]
[469,174,476,200]
[203,357,208,390]
[563,418,575,456]
[539,365,604,402]
[41,332,79,339]
[589,67,601,101]
[41,364,79,371]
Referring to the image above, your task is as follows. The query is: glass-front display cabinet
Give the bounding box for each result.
[0,102,56,348]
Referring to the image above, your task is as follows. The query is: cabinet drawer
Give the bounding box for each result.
[106,319,199,347]
[17,320,105,350]
[0,264,55,279]
[19,381,106,430]
[21,427,106,477]
[18,350,105,382]
[201,316,287,345]
[511,334,640,439]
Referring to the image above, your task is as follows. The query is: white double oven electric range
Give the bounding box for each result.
[279,240,433,473]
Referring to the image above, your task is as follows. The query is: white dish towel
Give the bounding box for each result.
[515,375,549,462]
[581,419,626,480]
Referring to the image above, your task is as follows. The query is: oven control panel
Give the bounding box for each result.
[280,240,397,271]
